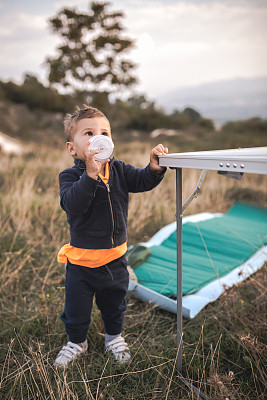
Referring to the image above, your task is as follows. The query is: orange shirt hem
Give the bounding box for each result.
[57,242,127,268]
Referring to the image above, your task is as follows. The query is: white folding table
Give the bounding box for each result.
[159,147,267,373]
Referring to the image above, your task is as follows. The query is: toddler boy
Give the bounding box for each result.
[55,105,168,367]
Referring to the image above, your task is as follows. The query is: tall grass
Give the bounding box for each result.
[0,141,266,399]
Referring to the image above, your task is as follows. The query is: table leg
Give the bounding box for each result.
[176,168,183,372]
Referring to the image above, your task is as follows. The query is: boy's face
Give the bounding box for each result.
[66,117,112,161]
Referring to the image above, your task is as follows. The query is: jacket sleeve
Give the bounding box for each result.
[122,162,166,193]
[59,169,99,215]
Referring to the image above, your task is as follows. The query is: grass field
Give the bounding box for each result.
[0,138,266,399]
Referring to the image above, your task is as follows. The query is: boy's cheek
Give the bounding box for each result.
[83,143,90,157]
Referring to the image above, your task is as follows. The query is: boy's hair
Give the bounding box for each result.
[64,105,107,142]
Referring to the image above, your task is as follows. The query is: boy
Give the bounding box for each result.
[55,105,168,367]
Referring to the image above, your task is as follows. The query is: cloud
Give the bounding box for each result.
[0,0,266,97]
[119,1,267,95]
[124,1,267,43]
[162,42,210,55]
[53,0,89,10]
[0,8,59,82]
[0,12,48,40]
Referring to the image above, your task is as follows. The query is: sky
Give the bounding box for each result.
[0,0,266,101]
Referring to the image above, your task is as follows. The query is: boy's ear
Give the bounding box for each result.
[66,141,76,156]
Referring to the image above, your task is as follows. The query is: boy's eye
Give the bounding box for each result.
[101,132,108,135]
[85,131,93,136]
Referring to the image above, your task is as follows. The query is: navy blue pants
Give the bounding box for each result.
[61,255,129,344]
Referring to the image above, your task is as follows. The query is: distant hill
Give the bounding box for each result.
[0,101,64,146]
[159,76,267,127]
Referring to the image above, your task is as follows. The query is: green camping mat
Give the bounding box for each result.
[131,202,267,296]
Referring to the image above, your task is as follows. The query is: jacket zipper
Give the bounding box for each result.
[106,183,115,247]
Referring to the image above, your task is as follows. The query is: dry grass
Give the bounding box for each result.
[0,140,266,399]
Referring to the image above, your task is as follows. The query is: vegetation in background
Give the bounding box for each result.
[219,118,267,148]
[46,1,137,103]
[1,83,266,155]
[0,77,215,145]
[0,74,76,113]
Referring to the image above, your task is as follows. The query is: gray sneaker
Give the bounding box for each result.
[54,340,88,368]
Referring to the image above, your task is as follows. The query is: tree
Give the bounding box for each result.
[182,107,201,123]
[46,1,137,102]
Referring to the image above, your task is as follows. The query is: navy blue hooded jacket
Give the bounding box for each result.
[59,158,166,249]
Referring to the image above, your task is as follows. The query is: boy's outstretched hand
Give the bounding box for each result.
[150,144,168,174]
